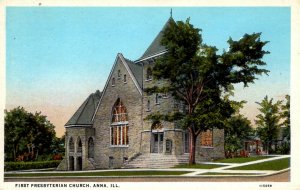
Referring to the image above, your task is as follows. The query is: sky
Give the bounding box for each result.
[6,7,290,137]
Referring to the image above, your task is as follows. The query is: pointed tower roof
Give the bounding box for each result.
[137,17,174,61]
[65,90,101,127]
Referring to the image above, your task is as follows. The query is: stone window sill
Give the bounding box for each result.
[200,146,214,149]
[110,145,129,148]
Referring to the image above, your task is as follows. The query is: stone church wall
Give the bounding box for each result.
[93,57,143,169]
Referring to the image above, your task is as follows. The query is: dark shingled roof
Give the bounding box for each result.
[65,90,101,126]
[123,57,143,89]
[138,17,174,61]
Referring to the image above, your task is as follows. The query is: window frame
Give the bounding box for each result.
[110,99,129,147]
[200,129,213,148]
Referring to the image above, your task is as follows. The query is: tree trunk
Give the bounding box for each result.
[189,132,197,165]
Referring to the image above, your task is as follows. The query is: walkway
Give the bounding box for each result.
[5,155,290,179]
[183,154,290,176]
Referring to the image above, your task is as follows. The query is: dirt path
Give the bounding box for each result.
[4,171,290,182]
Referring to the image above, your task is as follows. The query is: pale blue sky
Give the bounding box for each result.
[6,7,290,136]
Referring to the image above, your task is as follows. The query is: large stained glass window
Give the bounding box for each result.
[111,98,129,146]
[200,129,213,147]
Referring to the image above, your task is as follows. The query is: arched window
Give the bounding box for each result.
[77,137,82,153]
[146,68,152,80]
[111,98,129,146]
[123,74,127,83]
[112,78,115,86]
[69,137,74,152]
[88,137,94,158]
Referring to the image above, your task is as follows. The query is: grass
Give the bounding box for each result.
[214,156,272,163]
[5,170,190,177]
[228,158,290,171]
[199,172,261,176]
[173,163,224,169]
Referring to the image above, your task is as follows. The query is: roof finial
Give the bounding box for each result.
[170,8,173,18]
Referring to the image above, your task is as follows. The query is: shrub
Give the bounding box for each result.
[4,160,61,171]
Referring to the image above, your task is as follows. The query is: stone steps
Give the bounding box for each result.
[124,154,190,168]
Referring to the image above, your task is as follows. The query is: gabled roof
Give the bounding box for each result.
[65,90,101,127]
[91,53,143,122]
[137,17,174,61]
[123,57,143,88]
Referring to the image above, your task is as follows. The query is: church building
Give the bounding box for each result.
[57,17,225,170]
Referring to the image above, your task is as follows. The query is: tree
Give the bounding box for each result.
[281,95,290,142]
[145,18,269,164]
[255,96,282,154]
[224,100,253,155]
[4,107,58,161]
[280,95,290,154]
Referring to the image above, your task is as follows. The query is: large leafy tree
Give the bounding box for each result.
[4,107,58,161]
[146,18,269,164]
[255,96,282,154]
[224,100,253,155]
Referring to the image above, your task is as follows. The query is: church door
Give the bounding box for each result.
[69,156,74,171]
[76,157,82,170]
[152,133,164,153]
[184,132,190,153]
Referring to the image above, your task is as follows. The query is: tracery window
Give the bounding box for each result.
[111,98,129,146]
[200,129,213,147]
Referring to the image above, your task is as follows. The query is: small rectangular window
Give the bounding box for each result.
[124,74,127,83]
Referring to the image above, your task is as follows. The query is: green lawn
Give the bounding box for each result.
[5,170,190,177]
[214,156,272,163]
[173,163,224,169]
[228,158,290,171]
[199,172,261,175]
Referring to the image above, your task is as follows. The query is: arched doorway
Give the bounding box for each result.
[77,157,82,170]
[69,156,74,171]
[151,122,164,153]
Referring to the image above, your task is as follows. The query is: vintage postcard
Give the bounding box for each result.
[1,1,299,190]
